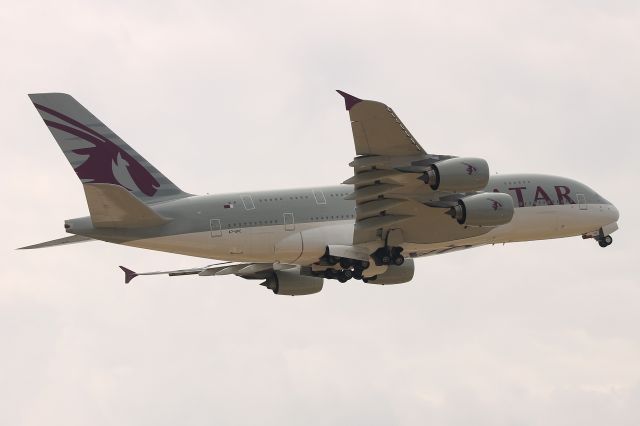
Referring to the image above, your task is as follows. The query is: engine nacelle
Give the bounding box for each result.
[447,192,514,227]
[366,259,415,285]
[262,268,324,296]
[422,157,490,192]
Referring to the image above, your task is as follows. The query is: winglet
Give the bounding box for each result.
[119,266,138,284]
[336,90,363,110]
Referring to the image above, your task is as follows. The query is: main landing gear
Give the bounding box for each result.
[597,235,613,248]
[372,246,405,266]
[318,252,371,283]
[317,245,403,283]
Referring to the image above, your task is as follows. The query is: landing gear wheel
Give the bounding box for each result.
[358,260,370,269]
[353,269,364,280]
[338,276,348,283]
[373,247,403,266]
[342,269,353,280]
[598,235,613,247]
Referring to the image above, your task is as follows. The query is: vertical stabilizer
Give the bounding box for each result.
[29,93,190,203]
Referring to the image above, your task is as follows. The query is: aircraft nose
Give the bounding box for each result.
[607,203,620,222]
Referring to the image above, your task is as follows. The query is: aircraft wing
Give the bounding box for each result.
[337,91,466,246]
[119,262,297,284]
[336,90,426,156]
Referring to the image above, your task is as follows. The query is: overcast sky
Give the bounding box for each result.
[2,1,639,425]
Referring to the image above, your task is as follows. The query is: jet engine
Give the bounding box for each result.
[365,259,415,285]
[447,192,514,227]
[422,157,490,192]
[261,268,324,296]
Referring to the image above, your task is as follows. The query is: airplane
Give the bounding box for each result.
[20,91,620,295]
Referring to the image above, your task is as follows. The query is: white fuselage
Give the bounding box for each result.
[115,173,619,264]
[122,202,618,262]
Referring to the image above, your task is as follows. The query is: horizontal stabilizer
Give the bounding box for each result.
[84,183,170,228]
[18,234,93,250]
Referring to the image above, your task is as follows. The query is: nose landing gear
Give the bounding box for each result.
[597,235,613,248]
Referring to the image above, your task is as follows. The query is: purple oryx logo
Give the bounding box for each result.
[462,162,478,175]
[488,198,503,211]
[35,103,159,196]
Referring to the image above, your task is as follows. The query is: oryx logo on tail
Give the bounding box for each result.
[34,103,160,196]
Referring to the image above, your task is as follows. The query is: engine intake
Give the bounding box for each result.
[447,192,514,227]
[422,157,490,192]
[261,268,324,296]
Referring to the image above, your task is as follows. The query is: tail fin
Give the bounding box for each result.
[29,93,190,203]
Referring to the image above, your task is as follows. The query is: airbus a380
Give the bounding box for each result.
[21,91,620,295]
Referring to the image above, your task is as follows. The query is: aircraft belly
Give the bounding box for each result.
[122,231,236,260]
[121,221,353,263]
[119,204,612,262]
[486,203,614,243]
[401,203,614,256]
